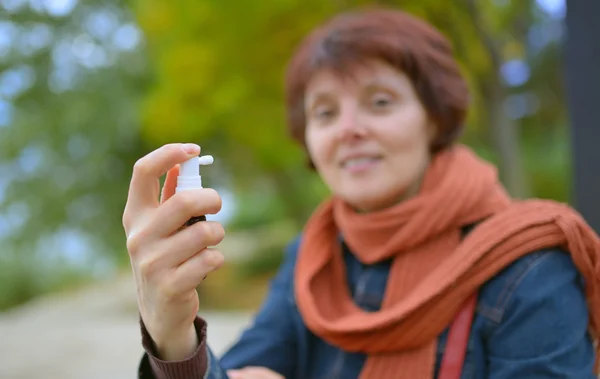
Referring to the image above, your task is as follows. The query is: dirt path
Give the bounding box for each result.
[0,275,252,379]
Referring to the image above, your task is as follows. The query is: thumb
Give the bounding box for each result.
[160,165,180,204]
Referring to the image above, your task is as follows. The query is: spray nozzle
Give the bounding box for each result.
[198,155,214,166]
[176,154,214,193]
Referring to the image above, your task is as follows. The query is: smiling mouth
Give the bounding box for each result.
[341,156,382,170]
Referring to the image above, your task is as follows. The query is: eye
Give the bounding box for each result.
[317,108,333,118]
[371,93,393,108]
[312,105,336,121]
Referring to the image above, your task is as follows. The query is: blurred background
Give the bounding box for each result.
[0,0,594,378]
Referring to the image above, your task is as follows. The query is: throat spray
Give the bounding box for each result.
[176,154,214,227]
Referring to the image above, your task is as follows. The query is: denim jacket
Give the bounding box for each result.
[141,233,595,379]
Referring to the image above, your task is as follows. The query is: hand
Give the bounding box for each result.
[227,367,285,379]
[122,143,225,361]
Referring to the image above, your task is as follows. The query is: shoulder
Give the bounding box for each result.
[282,233,302,265]
[477,247,586,325]
[286,234,303,255]
[268,234,303,288]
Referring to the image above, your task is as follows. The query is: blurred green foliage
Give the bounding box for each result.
[0,1,149,309]
[0,0,571,310]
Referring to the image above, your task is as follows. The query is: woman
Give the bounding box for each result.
[122,7,600,379]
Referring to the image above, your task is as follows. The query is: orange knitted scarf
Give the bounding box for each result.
[295,144,600,379]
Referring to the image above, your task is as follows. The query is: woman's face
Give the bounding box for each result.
[304,59,435,212]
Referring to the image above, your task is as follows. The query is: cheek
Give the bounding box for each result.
[380,111,431,150]
[304,127,318,158]
[305,128,334,165]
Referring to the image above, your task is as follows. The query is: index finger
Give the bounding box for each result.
[125,143,200,218]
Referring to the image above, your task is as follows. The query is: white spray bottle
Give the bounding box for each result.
[176,154,214,227]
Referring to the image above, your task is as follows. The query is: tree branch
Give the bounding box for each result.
[465,0,502,70]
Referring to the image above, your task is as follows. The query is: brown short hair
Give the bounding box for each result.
[284,7,469,153]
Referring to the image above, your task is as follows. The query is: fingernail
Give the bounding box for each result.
[182,143,200,155]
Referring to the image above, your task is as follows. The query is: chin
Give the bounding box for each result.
[342,193,392,213]
[340,186,411,213]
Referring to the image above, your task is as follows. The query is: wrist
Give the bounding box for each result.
[154,323,199,361]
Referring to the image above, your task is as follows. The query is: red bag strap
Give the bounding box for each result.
[437,293,478,379]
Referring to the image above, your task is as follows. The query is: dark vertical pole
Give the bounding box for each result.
[564,0,600,232]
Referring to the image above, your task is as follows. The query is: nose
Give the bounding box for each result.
[335,102,365,141]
